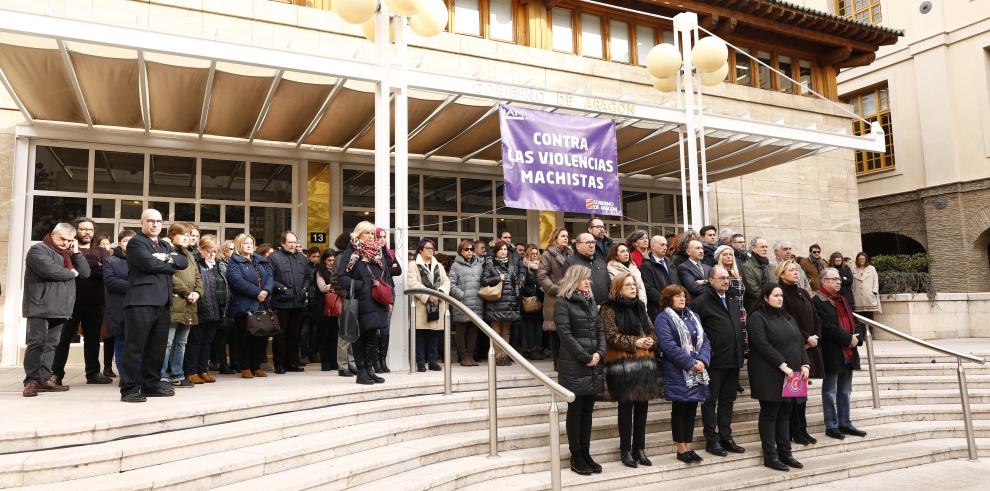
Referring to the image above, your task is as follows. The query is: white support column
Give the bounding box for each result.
[373,7,391,236]
[2,136,30,367]
[674,12,702,232]
[391,12,411,372]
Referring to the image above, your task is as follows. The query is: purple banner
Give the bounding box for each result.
[499,104,621,216]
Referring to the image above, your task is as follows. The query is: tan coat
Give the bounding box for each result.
[407,255,450,330]
[537,245,572,331]
[852,265,882,313]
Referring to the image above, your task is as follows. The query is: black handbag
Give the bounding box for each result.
[339,278,361,343]
[425,301,440,321]
[245,308,281,337]
[418,262,441,322]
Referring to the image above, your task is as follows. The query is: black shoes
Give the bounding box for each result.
[676,452,695,464]
[428,362,442,371]
[705,441,727,457]
[633,448,653,466]
[779,454,804,469]
[583,449,602,474]
[825,428,846,440]
[569,455,592,476]
[417,363,427,372]
[121,392,146,403]
[368,370,385,384]
[721,439,746,453]
[839,425,867,437]
[688,450,703,462]
[764,457,790,472]
[87,374,113,384]
[274,366,286,374]
[621,450,638,468]
[286,366,305,372]
[803,430,818,444]
[355,369,375,385]
[791,433,812,445]
[339,369,354,377]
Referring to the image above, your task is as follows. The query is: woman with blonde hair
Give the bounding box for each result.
[554,264,606,475]
[715,244,747,326]
[226,233,274,378]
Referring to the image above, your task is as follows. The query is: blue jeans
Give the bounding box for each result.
[822,368,853,429]
[114,335,126,381]
[161,323,191,381]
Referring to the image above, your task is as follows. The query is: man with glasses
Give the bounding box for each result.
[269,231,310,373]
[773,240,811,292]
[800,244,828,292]
[564,233,610,305]
[691,266,746,457]
[119,209,188,403]
[813,268,867,440]
[587,218,613,260]
[640,235,680,322]
[729,234,748,266]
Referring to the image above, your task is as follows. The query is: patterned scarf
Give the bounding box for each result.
[43,234,73,269]
[577,289,593,302]
[347,238,384,272]
[829,291,857,363]
[665,306,710,388]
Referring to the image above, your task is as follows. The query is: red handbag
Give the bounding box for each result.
[323,290,342,317]
[367,263,394,306]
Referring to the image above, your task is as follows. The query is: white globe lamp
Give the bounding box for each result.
[645,43,681,80]
[409,0,448,37]
[650,75,677,93]
[700,63,729,86]
[384,0,422,17]
[334,0,379,25]
[691,36,728,73]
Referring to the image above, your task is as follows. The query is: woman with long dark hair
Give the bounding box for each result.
[481,240,523,366]
[314,249,340,372]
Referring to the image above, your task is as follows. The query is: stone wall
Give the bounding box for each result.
[872,293,990,340]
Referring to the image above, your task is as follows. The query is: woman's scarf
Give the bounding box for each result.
[608,297,649,336]
[577,289,593,302]
[347,238,384,272]
[664,306,709,388]
[43,233,73,269]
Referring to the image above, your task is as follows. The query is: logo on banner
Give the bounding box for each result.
[498,104,621,216]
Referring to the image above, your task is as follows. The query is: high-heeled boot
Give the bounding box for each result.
[378,334,391,373]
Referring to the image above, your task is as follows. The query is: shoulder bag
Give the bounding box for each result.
[339,278,361,343]
[245,260,282,336]
[367,262,394,306]
[479,260,503,301]
[323,289,342,317]
[418,263,441,321]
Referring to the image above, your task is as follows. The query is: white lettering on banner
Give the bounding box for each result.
[520,169,606,190]
[534,151,615,173]
[532,132,589,150]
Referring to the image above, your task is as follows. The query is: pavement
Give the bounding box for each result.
[801,458,990,490]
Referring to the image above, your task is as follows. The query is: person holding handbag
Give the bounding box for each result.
[314,249,344,373]
[520,245,545,361]
[481,240,523,366]
[407,238,450,372]
[747,283,810,471]
[226,233,275,379]
[600,272,660,469]
[335,221,394,385]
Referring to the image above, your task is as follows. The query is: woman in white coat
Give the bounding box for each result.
[851,252,881,319]
[606,243,647,308]
[407,238,450,372]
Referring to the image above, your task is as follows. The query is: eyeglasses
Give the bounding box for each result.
[811,250,821,254]
[422,246,435,251]
[823,277,841,281]
[144,219,164,224]
[590,225,605,229]
[578,240,595,245]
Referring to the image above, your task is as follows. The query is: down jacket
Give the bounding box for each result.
[606,260,647,307]
[104,247,129,337]
[335,245,395,333]
[448,254,483,323]
[226,253,274,318]
[481,256,523,324]
[655,307,711,403]
[554,292,607,396]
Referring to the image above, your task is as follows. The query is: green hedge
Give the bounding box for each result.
[872,253,932,273]
[872,254,935,299]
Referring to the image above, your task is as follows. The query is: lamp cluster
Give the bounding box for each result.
[645,36,729,92]
[334,0,449,41]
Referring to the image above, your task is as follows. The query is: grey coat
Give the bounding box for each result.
[23,242,91,319]
[448,254,484,323]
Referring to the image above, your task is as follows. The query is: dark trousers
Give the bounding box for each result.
[184,320,220,376]
[231,315,268,371]
[549,331,560,368]
[523,316,542,353]
[789,401,809,437]
[758,400,794,457]
[415,329,442,365]
[454,321,477,360]
[113,335,125,380]
[353,329,378,370]
[316,315,339,369]
[211,317,234,369]
[53,303,104,379]
[566,394,596,454]
[24,318,65,384]
[618,401,648,451]
[103,335,115,371]
[120,305,171,395]
[670,401,699,443]
[702,367,740,441]
[273,308,304,369]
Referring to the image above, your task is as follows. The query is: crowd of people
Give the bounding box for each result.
[21,212,885,474]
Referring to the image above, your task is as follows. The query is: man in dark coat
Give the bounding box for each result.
[730,234,748,266]
[119,209,188,403]
[699,225,718,266]
[677,240,712,298]
[51,217,112,385]
[269,231,310,373]
[564,233,610,306]
[21,223,90,397]
[813,268,867,440]
[587,218,613,260]
[691,266,746,456]
[640,234,680,322]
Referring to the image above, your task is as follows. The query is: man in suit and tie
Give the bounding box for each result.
[678,240,711,297]
[692,266,746,457]
[119,209,189,403]
[640,234,679,322]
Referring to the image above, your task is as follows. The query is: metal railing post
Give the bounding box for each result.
[408,297,416,374]
[488,343,498,457]
[957,358,979,461]
[864,325,881,409]
[548,393,562,491]
[443,309,452,395]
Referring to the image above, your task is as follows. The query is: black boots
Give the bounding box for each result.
[779,453,804,469]
[355,365,375,385]
[582,447,602,473]
[621,450,638,468]
[763,454,789,471]
[633,448,653,466]
[569,455,592,475]
[378,335,391,373]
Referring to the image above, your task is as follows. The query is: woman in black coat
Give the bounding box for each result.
[481,240,523,366]
[774,259,824,446]
[829,252,856,310]
[747,283,811,472]
[335,221,394,386]
[554,264,606,477]
[600,272,660,468]
[520,244,545,360]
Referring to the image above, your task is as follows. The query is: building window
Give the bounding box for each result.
[563,190,681,242]
[837,0,882,24]
[844,85,895,175]
[634,25,656,67]
[551,8,574,53]
[580,13,603,59]
[489,0,514,41]
[450,0,516,42]
[732,47,753,86]
[609,20,630,63]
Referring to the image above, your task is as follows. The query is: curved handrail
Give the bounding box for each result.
[854,313,986,365]
[405,287,576,403]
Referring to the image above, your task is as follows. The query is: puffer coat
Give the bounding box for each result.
[481,256,523,324]
[170,246,204,326]
[537,245,572,331]
[554,292,607,396]
[655,307,712,402]
[448,254,483,323]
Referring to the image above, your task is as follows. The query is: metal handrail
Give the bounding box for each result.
[855,313,985,461]
[405,287,574,491]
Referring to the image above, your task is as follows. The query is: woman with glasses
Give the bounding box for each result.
[407,238,450,372]
[185,234,229,384]
[449,239,484,366]
[520,244,545,360]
